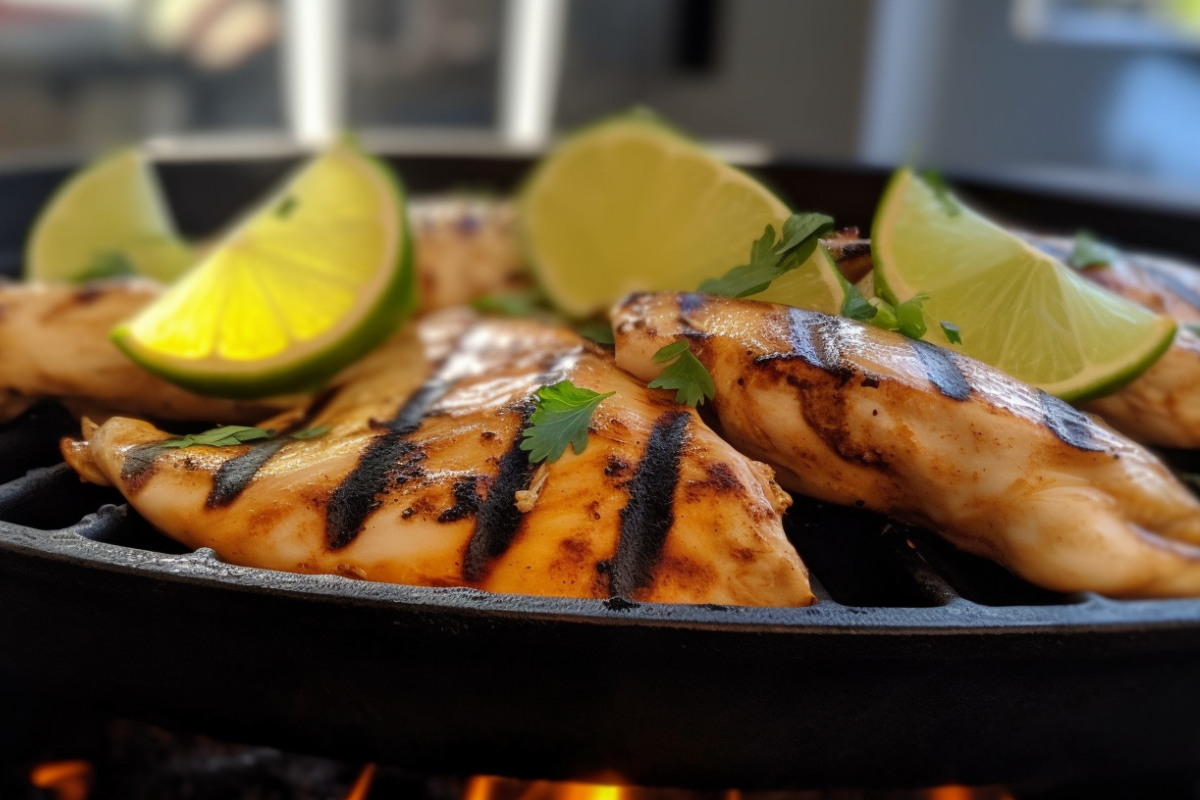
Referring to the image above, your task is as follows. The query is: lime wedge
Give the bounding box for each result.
[112,140,415,399]
[26,147,194,283]
[872,168,1176,401]
[521,112,833,317]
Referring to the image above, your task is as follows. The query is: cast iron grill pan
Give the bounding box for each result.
[2,158,1200,791]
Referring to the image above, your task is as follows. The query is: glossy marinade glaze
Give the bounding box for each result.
[63,309,813,607]
[613,292,1200,598]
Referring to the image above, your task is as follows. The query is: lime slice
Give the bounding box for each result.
[112,140,415,399]
[747,243,847,315]
[872,168,1176,401]
[522,112,816,317]
[26,147,194,283]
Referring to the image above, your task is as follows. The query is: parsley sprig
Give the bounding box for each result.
[648,340,715,407]
[1069,230,1120,269]
[698,212,835,298]
[159,424,330,449]
[520,380,615,464]
[840,284,961,345]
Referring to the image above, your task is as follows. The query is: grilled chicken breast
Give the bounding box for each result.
[1,197,527,424]
[1021,232,1200,448]
[0,280,294,424]
[62,310,812,606]
[613,292,1200,598]
[822,234,1200,449]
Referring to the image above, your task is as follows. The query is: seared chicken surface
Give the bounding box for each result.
[62,310,812,606]
[1,198,528,424]
[824,235,1200,449]
[0,280,294,424]
[1021,232,1200,448]
[613,292,1200,598]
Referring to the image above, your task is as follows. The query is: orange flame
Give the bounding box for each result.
[465,776,627,800]
[343,763,377,800]
[29,761,93,800]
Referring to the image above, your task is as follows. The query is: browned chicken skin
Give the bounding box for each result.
[613,292,1200,598]
[62,310,813,607]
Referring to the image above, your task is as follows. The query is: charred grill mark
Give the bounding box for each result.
[283,386,340,434]
[825,240,874,283]
[462,402,539,581]
[120,442,168,491]
[911,340,971,401]
[438,476,482,523]
[756,307,845,374]
[323,327,481,550]
[679,292,707,315]
[608,410,690,598]
[325,434,425,550]
[206,438,289,508]
[1039,390,1106,453]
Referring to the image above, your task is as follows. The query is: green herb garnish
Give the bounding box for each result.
[576,319,615,345]
[647,340,716,407]
[520,380,615,464]
[160,425,274,449]
[840,282,877,322]
[940,321,962,345]
[1069,230,1120,269]
[290,424,331,440]
[698,212,835,298]
[75,251,137,283]
[921,170,960,217]
[276,195,298,218]
[470,287,551,318]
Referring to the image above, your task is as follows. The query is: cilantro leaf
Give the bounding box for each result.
[776,213,833,256]
[894,293,930,340]
[840,283,877,322]
[75,251,137,283]
[647,340,715,407]
[276,195,299,218]
[470,287,551,318]
[1069,230,1120,269]
[290,424,331,440]
[160,425,274,449]
[520,380,615,464]
[868,297,899,331]
[698,213,834,298]
[920,170,960,217]
[940,321,962,345]
[576,319,615,345]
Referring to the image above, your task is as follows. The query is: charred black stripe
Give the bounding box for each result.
[206,438,289,508]
[608,411,690,598]
[755,306,844,372]
[1038,390,1105,452]
[326,433,425,550]
[120,442,169,489]
[387,377,452,433]
[679,292,707,315]
[911,340,971,401]
[462,403,538,582]
[438,476,482,523]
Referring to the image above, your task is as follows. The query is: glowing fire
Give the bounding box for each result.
[344,763,378,800]
[29,761,93,800]
[464,776,628,800]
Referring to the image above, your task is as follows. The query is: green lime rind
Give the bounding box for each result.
[111,145,416,400]
[518,109,794,319]
[871,168,1176,403]
[26,147,194,284]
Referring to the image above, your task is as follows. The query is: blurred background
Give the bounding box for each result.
[3,0,1200,211]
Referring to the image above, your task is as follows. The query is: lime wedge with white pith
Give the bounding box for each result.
[27,147,194,283]
[872,168,1175,402]
[748,243,847,315]
[112,140,414,399]
[520,112,801,317]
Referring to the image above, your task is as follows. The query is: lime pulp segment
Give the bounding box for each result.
[871,169,1175,401]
